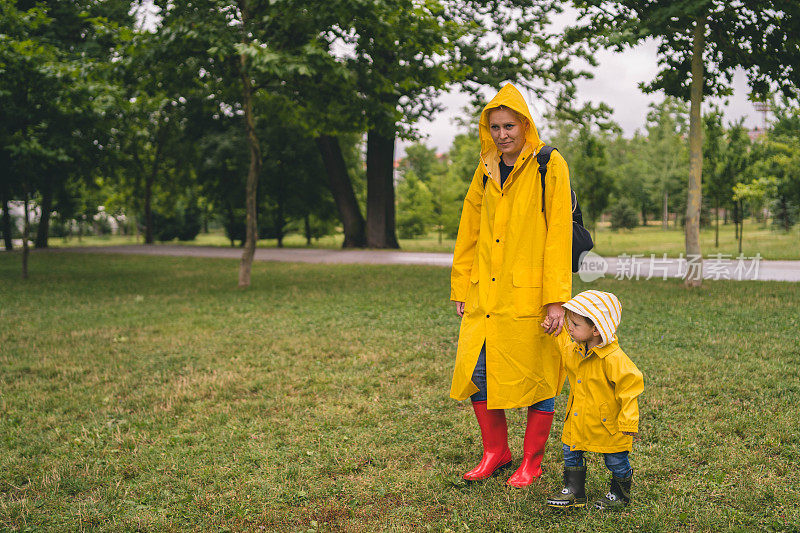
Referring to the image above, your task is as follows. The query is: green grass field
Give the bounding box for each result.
[45,218,800,260]
[1,252,799,531]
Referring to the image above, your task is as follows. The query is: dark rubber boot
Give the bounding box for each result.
[463,401,512,481]
[506,408,554,487]
[546,466,587,509]
[593,470,633,510]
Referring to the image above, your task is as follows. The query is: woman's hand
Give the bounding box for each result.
[455,301,465,317]
[543,302,565,335]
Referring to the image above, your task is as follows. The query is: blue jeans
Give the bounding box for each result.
[470,343,555,412]
[562,444,632,478]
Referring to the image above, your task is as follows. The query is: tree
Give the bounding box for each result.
[571,129,613,239]
[1,0,127,274]
[707,118,750,246]
[572,0,800,286]
[764,102,800,231]
[330,0,593,249]
[155,0,333,287]
[442,132,481,238]
[643,98,690,230]
[396,170,434,238]
[733,176,777,253]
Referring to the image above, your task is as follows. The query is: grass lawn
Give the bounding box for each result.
[1,252,798,531]
[44,218,800,260]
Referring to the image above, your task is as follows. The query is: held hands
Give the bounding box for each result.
[541,302,565,336]
[622,431,638,438]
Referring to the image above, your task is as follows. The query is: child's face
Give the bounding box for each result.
[566,312,599,344]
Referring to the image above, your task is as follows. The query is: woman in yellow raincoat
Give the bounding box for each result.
[450,83,572,487]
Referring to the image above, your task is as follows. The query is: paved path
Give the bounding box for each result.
[48,245,800,282]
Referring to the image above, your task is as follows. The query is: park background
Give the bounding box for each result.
[2,0,800,531]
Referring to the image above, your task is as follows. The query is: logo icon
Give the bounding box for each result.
[578,251,607,282]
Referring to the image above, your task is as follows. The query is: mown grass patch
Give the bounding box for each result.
[1,252,798,531]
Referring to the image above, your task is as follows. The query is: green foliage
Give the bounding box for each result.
[442,133,481,238]
[397,170,434,238]
[610,198,639,230]
[571,129,613,229]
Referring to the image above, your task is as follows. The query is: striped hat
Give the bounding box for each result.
[563,290,622,348]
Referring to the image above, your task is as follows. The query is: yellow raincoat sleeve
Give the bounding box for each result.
[450,165,484,302]
[603,353,644,434]
[542,152,573,306]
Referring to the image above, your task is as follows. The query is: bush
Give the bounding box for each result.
[772,197,798,231]
[177,204,201,241]
[223,210,246,246]
[610,198,639,230]
[49,216,70,238]
[152,201,202,242]
[397,213,429,239]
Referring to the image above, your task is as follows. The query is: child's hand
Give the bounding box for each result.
[541,316,553,331]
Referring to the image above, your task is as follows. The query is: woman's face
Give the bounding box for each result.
[488,108,527,160]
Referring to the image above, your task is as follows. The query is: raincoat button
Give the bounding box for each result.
[574,412,577,416]
[492,278,495,281]
[577,379,581,383]
[602,418,607,422]
[486,314,490,318]
[495,239,500,243]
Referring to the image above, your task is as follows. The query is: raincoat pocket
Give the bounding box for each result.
[599,402,619,435]
[511,267,543,318]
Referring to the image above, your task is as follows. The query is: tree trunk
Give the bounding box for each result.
[781,196,790,231]
[714,198,719,248]
[684,15,706,287]
[22,193,30,280]
[662,190,669,230]
[304,214,312,246]
[275,193,285,248]
[1,192,12,251]
[316,135,366,247]
[35,181,54,248]
[738,200,744,254]
[238,51,262,288]
[366,128,399,248]
[144,171,155,244]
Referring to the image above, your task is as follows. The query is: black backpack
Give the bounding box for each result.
[482,145,594,273]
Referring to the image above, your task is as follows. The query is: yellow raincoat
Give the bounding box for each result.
[449,83,572,409]
[560,339,644,453]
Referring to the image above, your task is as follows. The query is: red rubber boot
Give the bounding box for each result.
[463,401,512,481]
[506,408,554,487]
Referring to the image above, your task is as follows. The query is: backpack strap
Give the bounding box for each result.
[536,145,556,224]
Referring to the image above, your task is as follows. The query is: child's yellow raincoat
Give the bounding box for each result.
[449,83,572,409]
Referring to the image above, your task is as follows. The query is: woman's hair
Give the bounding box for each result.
[567,308,595,328]
[489,105,529,129]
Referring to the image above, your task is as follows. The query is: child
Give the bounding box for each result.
[544,290,643,510]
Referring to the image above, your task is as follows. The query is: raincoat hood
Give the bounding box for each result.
[563,290,622,348]
[479,83,544,161]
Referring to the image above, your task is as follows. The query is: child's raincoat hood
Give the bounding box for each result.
[563,290,622,348]
[479,83,545,162]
